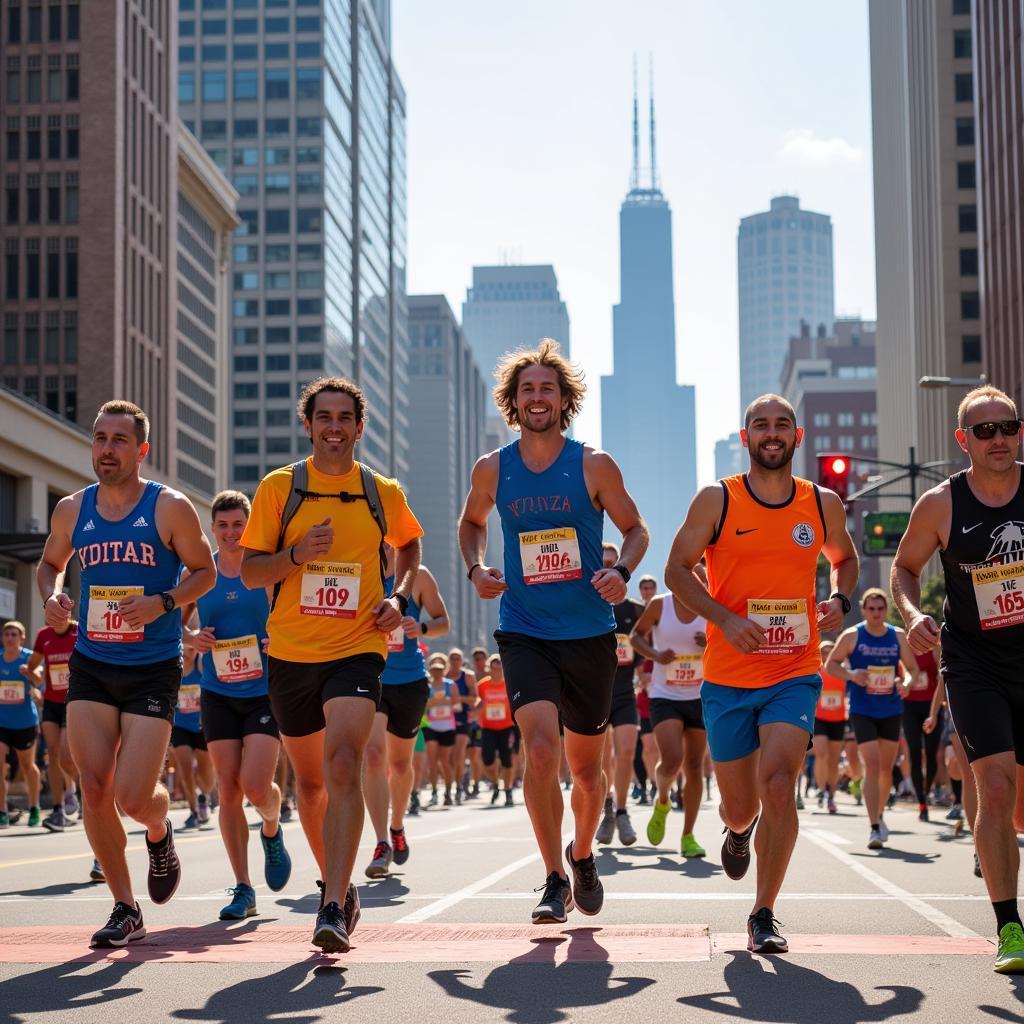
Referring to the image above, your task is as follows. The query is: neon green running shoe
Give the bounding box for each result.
[681,833,706,858]
[28,806,41,827]
[995,922,1024,974]
[850,778,862,804]
[646,799,670,846]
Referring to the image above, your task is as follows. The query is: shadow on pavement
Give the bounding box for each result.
[0,959,144,1023]
[355,875,411,909]
[428,926,655,1024]
[677,950,923,1023]
[852,849,940,866]
[0,879,100,898]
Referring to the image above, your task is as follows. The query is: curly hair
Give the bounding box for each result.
[493,339,586,432]
[297,377,366,423]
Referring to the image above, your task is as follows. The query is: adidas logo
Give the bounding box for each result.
[83,519,95,531]
[800,714,809,723]
[132,516,148,527]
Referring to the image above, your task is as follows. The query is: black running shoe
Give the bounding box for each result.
[146,818,181,905]
[721,816,757,881]
[391,827,410,866]
[565,841,604,916]
[747,906,788,953]
[343,881,361,936]
[531,871,572,924]
[90,901,146,948]
[313,901,350,954]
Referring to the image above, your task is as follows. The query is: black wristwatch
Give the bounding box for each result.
[393,592,409,615]
[420,621,429,636]
[613,564,631,583]
[829,591,851,615]
[159,592,176,613]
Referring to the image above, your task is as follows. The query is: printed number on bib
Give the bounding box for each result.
[485,701,507,722]
[519,528,583,584]
[300,562,360,618]
[747,599,810,656]
[867,666,895,695]
[211,635,263,683]
[616,634,634,666]
[668,653,703,685]
[87,586,144,642]
[820,691,844,710]
[387,625,407,653]
[48,660,70,692]
[178,684,200,714]
[427,703,452,723]
[0,682,23,704]
[911,672,930,692]
[972,562,1024,631]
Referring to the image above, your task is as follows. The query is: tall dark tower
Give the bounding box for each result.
[601,61,697,582]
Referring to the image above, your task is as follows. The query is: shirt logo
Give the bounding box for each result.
[961,522,984,534]
[226,591,239,601]
[735,528,757,536]
[259,715,271,725]
[82,519,95,532]
[132,516,148,528]
[792,523,815,548]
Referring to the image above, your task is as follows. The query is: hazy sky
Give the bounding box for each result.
[393,0,876,484]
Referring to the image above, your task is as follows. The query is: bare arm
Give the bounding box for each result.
[36,495,80,627]
[374,538,422,631]
[923,673,945,733]
[20,652,44,683]
[816,489,860,633]
[240,515,335,590]
[459,452,508,599]
[410,567,450,639]
[628,597,672,664]
[895,628,921,694]
[823,629,864,686]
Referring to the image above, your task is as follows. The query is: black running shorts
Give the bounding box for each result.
[0,725,38,751]
[200,689,279,744]
[481,725,516,768]
[649,697,705,731]
[813,718,846,742]
[945,672,1024,765]
[67,649,181,723]
[378,679,429,740]
[850,713,901,745]
[171,725,207,751]
[422,727,455,748]
[41,701,67,728]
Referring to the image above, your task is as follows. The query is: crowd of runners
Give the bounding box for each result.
[2,340,1022,974]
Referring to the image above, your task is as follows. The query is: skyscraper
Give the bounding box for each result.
[601,66,696,580]
[737,196,835,415]
[178,0,409,487]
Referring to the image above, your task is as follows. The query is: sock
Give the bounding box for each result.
[616,807,627,817]
[951,778,963,803]
[870,821,880,829]
[603,796,613,814]
[994,898,1022,932]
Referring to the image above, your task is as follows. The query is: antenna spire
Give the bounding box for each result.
[630,55,639,191]
[648,54,658,190]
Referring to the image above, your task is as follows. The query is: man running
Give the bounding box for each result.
[364,548,449,878]
[180,490,291,920]
[664,394,858,952]
[459,339,649,924]
[240,377,423,954]
[1,622,41,827]
[446,648,477,805]
[170,647,213,830]
[824,588,919,849]
[812,641,846,815]
[891,384,1024,973]
[478,654,517,805]
[903,645,942,821]
[36,400,216,947]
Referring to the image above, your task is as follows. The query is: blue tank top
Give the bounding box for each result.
[382,575,427,685]
[453,670,470,726]
[496,438,615,640]
[174,664,203,731]
[0,647,38,729]
[196,553,270,698]
[72,481,183,665]
[847,622,903,718]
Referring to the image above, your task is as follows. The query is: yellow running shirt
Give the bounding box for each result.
[241,458,423,663]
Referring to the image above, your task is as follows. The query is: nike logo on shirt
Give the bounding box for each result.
[735,528,757,536]
[962,523,984,534]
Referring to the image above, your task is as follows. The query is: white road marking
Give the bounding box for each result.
[801,827,851,846]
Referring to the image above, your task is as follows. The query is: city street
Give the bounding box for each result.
[2,785,1021,1023]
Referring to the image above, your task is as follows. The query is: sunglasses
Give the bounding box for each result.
[965,419,1022,440]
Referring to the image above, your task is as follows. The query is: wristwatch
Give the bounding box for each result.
[420,621,429,636]
[613,564,631,583]
[829,591,852,615]
[159,592,176,613]
[393,593,409,615]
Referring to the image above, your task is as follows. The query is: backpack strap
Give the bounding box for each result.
[358,462,388,589]
[271,461,309,612]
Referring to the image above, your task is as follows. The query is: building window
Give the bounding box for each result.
[265,209,290,234]
[265,270,289,289]
[67,2,78,39]
[6,131,18,161]
[234,438,259,455]
[7,5,20,42]
[266,409,291,426]
[45,250,58,297]
[296,297,321,315]
[961,335,981,362]
[296,41,320,59]
[4,252,17,300]
[47,68,62,102]
[957,161,976,189]
[234,410,258,427]
[28,4,41,41]
[202,18,227,35]
[178,72,195,103]
[298,353,322,371]
[265,381,290,399]
[201,44,227,61]
[296,68,321,99]
[265,173,289,194]
[202,71,226,102]
[266,354,291,371]
[234,465,260,482]
[27,69,41,102]
[265,68,289,100]
[953,29,972,58]
[45,323,59,361]
[27,128,40,160]
[234,69,257,100]
[65,241,77,298]
[266,326,290,344]
[65,180,78,223]
[233,43,258,60]
[26,184,40,222]
[234,382,258,400]
[956,117,974,147]
[46,183,59,222]
[265,42,289,60]
[26,251,40,299]
[959,203,977,233]
[233,327,258,346]
[233,356,258,372]
[66,127,78,158]
[860,411,878,427]
[960,248,978,276]
[234,17,258,34]
[961,291,980,319]
[952,0,970,14]
[232,174,257,196]
[202,119,227,140]
[954,72,973,103]
[65,68,78,101]
[265,117,290,137]
[5,185,17,225]
[47,127,60,158]
[296,207,321,233]
[236,209,258,236]
[265,16,289,33]
[265,299,290,316]
[836,412,854,427]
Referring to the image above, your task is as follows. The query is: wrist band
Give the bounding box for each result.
[421,621,428,635]
[289,545,300,566]
[393,592,409,615]
[467,562,482,582]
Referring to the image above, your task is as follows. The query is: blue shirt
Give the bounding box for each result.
[174,665,203,732]
[382,575,427,685]
[496,438,615,640]
[847,622,904,719]
[0,647,38,729]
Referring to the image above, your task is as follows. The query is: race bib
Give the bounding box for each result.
[0,682,23,704]
[211,635,263,683]
[48,659,70,691]
[87,586,144,642]
[867,665,895,694]
[616,634,634,666]
[668,653,703,686]
[519,528,583,584]
[972,562,1024,631]
[427,702,452,722]
[178,684,201,714]
[485,701,507,722]
[747,598,810,656]
[387,625,407,653]
[911,671,930,692]
[300,562,360,618]
[820,691,844,710]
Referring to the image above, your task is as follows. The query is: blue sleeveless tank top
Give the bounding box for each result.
[496,438,615,640]
[383,574,427,685]
[847,622,903,718]
[196,552,270,698]
[0,648,37,729]
[72,481,183,665]
[174,664,203,731]
[453,670,470,726]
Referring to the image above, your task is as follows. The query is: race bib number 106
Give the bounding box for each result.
[747,598,810,656]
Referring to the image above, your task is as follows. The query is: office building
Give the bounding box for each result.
[714,433,744,480]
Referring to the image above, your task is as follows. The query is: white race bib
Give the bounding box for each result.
[177,684,201,714]
[911,672,930,692]
[616,634,634,666]
[485,701,507,721]
[867,665,895,694]
[972,563,1024,631]
[211,635,263,683]
[300,562,360,618]
[0,682,23,704]
[48,659,70,692]
[668,653,703,686]
[519,528,583,584]
[387,625,407,653]
[820,691,844,710]
[747,598,810,656]
[87,586,144,642]
[427,702,453,723]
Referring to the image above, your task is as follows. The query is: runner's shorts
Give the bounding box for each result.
[68,650,181,724]
[850,713,901,745]
[41,701,67,728]
[813,717,846,742]
[649,697,705,731]
[481,725,516,768]
[379,679,429,740]
[171,725,207,751]
[200,690,279,744]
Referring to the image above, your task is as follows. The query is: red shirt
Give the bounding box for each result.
[477,676,513,730]
[904,647,939,703]
[33,624,77,705]
[637,687,651,719]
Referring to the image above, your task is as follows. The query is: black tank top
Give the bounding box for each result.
[940,465,1024,679]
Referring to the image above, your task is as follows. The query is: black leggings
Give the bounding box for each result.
[902,701,941,804]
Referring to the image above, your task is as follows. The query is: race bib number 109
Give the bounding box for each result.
[300,563,360,618]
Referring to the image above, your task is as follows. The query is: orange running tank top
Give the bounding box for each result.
[815,667,847,722]
[703,474,826,689]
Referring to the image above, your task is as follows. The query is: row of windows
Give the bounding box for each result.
[180,0,320,9]
[811,412,878,428]
[232,171,321,196]
[179,40,320,63]
[4,247,78,300]
[180,14,319,36]
[180,66,321,103]
[234,408,297,429]
[234,269,324,290]
[234,435,298,456]
[233,241,322,263]
[232,144,321,167]
[233,352,323,373]
[5,124,80,161]
[190,115,321,141]
[4,66,79,104]
[3,322,78,366]
[235,206,323,236]
[232,324,322,346]
[6,3,80,44]
[232,296,322,317]
[812,435,875,452]
[5,179,78,225]
[4,374,78,421]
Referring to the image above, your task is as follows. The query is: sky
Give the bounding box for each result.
[393,0,876,485]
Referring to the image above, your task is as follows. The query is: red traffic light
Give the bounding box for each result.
[829,456,848,476]
[817,453,852,501]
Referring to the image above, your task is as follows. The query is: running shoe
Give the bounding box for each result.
[946,804,964,821]
[89,859,105,883]
[615,810,637,846]
[219,883,257,921]
[975,852,983,878]
[631,783,642,800]
[850,778,862,804]
[721,817,757,880]
[443,789,453,807]
[505,789,514,807]
[7,807,22,825]
[365,840,392,879]
[594,806,616,845]
[868,827,884,850]
[827,795,838,815]
[261,825,292,891]
[42,808,65,832]
[28,806,41,827]
[343,882,361,935]
[918,804,929,823]
[0,811,8,829]
[146,818,181,905]
[64,791,80,817]
[428,789,438,808]
[180,811,199,831]
[391,827,409,866]
[471,782,480,798]
[313,901,350,954]
[565,841,603,916]
[197,792,210,825]
[886,790,896,810]
[817,790,825,808]
[681,833,706,858]
[647,799,670,846]
[995,922,1024,974]
[90,902,146,948]
[408,790,421,816]
[491,787,501,806]
[531,871,572,924]
[280,799,294,823]
[747,907,788,953]
[878,817,890,843]
[795,791,805,811]
[637,790,650,806]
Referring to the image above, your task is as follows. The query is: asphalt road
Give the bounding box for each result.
[2,784,1022,1023]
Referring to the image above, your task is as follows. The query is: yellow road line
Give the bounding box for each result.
[0,831,225,870]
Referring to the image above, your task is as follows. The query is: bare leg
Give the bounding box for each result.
[41,721,66,808]
[566,729,609,861]
[517,701,566,875]
[16,745,41,808]
[682,729,708,837]
[281,730,327,876]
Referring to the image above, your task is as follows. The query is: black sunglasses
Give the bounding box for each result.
[965,419,1022,440]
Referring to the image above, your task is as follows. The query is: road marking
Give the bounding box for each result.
[0,831,229,870]
[801,827,851,846]
[411,825,472,840]
[800,826,981,938]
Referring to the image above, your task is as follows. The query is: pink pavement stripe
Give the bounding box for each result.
[713,933,994,956]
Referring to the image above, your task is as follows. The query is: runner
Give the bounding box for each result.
[824,589,919,849]
[423,653,465,803]
[36,399,217,947]
[638,576,658,604]
[903,645,941,821]
[594,542,643,846]
[24,618,78,831]
[179,489,291,920]
[170,647,214,830]
[447,648,477,804]
[459,339,649,923]
[364,549,449,878]
[891,384,1024,972]
[629,581,709,858]
[0,621,41,827]
[663,393,858,953]
[239,376,423,953]
[812,641,846,815]
[477,654,517,805]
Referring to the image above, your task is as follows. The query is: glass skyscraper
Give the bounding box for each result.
[178,0,408,485]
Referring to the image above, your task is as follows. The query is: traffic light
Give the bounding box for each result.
[862,511,910,556]
[817,453,852,501]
